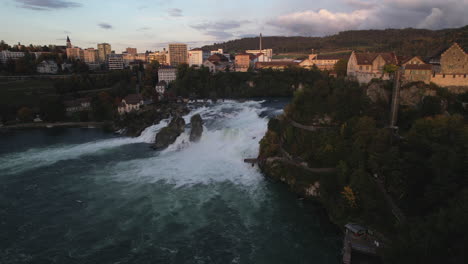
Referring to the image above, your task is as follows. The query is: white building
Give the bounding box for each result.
[158,66,177,83]
[155,81,167,100]
[188,48,210,67]
[64,98,92,114]
[210,49,223,55]
[0,51,25,64]
[36,60,59,74]
[246,49,273,61]
[107,54,124,70]
[118,94,144,115]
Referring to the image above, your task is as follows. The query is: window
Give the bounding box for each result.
[359,66,362,70]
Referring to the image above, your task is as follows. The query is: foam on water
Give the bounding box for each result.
[107,102,270,188]
[0,101,271,183]
[0,119,169,174]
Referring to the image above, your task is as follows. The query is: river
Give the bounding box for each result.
[0,99,341,264]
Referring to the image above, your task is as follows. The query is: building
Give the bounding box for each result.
[64,98,92,115]
[98,43,112,62]
[347,51,398,84]
[66,36,72,48]
[118,94,144,114]
[235,53,257,72]
[83,48,98,63]
[36,60,58,74]
[66,47,84,60]
[168,43,188,66]
[123,51,147,66]
[107,54,124,70]
[203,54,231,73]
[210,49,224,55]
[428,43,468,89]
[65,36,84,60]
[148,50,168,64]
[245,33,273,61]
[255,61,299,70]
[403,64,433,84]
[126,47,137,55]
[188,48,209,67]
[300,53,341,70]
[158,66,177,83]
[31,51,52,59]
[0,50,25,64]
[155,81,167,99]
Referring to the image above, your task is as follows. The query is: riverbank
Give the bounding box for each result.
[0,121,109,131]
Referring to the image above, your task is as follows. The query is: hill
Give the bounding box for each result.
[202,26,468,58]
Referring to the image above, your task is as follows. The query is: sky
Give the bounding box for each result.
[0,0,467,52]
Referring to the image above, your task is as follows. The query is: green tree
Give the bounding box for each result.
[17,107,33,122]
[334,58,348,76]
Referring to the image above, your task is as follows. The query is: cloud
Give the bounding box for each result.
[269,0,468,36]
[15,0,81,10]
[345,0,376,9]
[191,20,251,40]
[137,27,151,32]
[167,8,182,17]
[269,9,371,35]
[98,23,113,30]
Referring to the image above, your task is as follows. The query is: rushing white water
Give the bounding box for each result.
[0,99,343,264]
[0,101,270,181]
[108,103,269,187]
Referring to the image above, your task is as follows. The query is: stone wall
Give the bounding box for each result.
[440,44,468,74]
[349,72,391,84]
[431,74,468,93]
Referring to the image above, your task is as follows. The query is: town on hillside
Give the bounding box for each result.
[0,34,467,125]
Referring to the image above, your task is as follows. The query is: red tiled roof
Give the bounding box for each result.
[354,52,398,65]
[124,94,143,104]
[207,53,228,63]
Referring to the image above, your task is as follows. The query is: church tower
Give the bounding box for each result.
[66,36,72,48]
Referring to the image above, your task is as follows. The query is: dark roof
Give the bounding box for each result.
[207,53,228,63]
[190,48,203,51]
[124,94,143,104]
[354,52,398,65]
[405,64,433,70]
[345,223,367,234]
[156,80,167,86]
[255,61,299,68]
[159,65,176,70]
[314,54,343,60]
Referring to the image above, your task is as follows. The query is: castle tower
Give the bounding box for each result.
[66,36,72,48]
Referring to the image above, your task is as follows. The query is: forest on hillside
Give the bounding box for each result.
[203,26,468,57]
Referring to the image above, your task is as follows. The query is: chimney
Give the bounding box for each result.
[260,33,263,51]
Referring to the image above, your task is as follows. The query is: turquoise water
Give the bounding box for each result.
[0,100,341,264]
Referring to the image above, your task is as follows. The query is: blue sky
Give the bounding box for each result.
[0,0,467,52]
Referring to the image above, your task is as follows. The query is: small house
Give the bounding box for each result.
[118,94,144,115]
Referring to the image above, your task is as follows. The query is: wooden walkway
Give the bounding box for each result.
[286,116,335,132]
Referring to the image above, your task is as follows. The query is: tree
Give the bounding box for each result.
[383,64,399,73]
[17,107,33,122]
[334,58,348,77]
